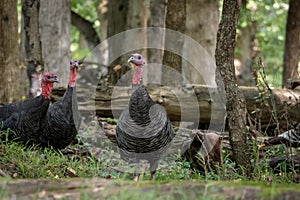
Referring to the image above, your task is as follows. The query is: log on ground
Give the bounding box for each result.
[51,85,300,127]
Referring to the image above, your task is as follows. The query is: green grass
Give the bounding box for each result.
[0,129,298,184]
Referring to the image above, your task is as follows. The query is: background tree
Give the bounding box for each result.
[20,0,71,95]
[106,0,150,85]
[282,0,300,88]
[71,10,100,50]
[39,0,71,88]
[162,0,186,86]
[0,0,20,104]
[21,0,43,98]
[182,0,219,84]
[215,0,252,175]
[147,0,167,84]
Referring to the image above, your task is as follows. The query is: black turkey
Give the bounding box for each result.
[259,124,300,149]
[116,53,174,181]
[0,72,59,143]
[41,60,81,149]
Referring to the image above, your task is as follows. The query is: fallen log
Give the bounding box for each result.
[51,85,300,128]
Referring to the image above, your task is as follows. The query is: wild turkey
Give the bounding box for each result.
[0,72,59,143]
[259,124,300,149]
[115,53,174,181]
[40,60,81,149]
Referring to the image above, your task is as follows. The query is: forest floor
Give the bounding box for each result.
[1,177,300,200]
[1,118,300,199]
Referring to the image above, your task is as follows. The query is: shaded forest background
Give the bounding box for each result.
[0,0,299,104]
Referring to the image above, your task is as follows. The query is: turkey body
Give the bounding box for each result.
[0,72,58,144]
[115,53,174,180]
[42,86,80,149]
[0,96,50,143]
[40,60,81,149]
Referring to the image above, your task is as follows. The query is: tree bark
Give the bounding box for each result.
[21,0,44,98]
[215,0,252,175]
[0,0,20,104]
[39,0,71,88]
[282,0,300,88]
[182,0,219,84]
[22,0,43,64]
[162,0,186,86]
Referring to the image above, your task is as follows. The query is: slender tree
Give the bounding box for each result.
[71,10,100,50]
[21,0,44,98]
[0,0,20,103]
[147,0,167,84]
[282,0,300,88]
[215,0,252,175]
[162,0,186,86]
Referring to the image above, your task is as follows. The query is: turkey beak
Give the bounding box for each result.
[71,60,81,69]
[127,57,135,69]
[128,56,133,63]
[258,143,265,150]
[53,76,59,83]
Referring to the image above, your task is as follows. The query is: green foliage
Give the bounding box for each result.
[238,0,289,88]
[71,0,100,58]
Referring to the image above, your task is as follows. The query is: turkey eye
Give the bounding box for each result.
[137,56,141,60]
[47,76,51,79]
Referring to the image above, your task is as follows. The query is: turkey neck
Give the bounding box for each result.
[41,82,54,99]
[68,67,77,87]
[132,64,143,85]
[130,63,155,126]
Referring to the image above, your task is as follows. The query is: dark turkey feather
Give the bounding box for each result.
[42,87,80,149]
[40,60,81,149]
[1,96,50,143]
[0,72,58,144]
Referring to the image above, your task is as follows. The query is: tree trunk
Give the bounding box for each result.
[146,0,167,85]
[215,0,252,175]
[124,0,150,65]
[0,0,20,104]
[282,0,300,88]
[106,0,129,85]
[162,0,186,86]
[235,22,257,86]
[21,0,44,98]
[96,0,109,66]
[39,0,70,88]
[182,0,219,84]
[22,0,43,64]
